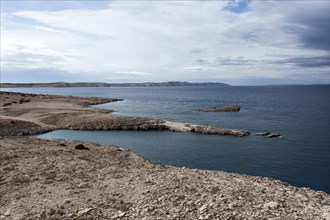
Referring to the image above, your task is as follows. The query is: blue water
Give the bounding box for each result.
[3,85,330,193]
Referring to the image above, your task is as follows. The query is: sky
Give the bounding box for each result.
[0,0,329,85]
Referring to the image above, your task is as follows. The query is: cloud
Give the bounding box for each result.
[0,68,81,83]
[281,2,329,51]
[249,0,330,51]
[1,0,329,84]
[33,25,66,33]
[2,52,67,69]
[194,55,330,69]
[117,71,153,76]
[1,1,109,13]
[267,55,330,68]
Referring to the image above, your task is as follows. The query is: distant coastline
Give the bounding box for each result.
[0,81,229,88]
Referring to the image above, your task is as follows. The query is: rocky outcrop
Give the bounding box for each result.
[163,121,250,137]
[0,118,48,136]
[199,105,240,112]
[74,144,89,150]
[255,131,283,138]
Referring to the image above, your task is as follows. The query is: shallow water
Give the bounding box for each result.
[4,85,330,193]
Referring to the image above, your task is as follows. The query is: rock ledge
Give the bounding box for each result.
[199,104,241,112]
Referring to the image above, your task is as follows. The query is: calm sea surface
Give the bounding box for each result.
[3,85,330,193]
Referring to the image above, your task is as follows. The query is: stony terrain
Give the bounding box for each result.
[0,91,330,219]
[1,136,330,220]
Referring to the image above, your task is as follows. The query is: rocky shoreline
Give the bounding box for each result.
[0,91,330,219]
[0,91,249,137]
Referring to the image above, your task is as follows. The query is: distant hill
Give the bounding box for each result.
[0,81,229,88]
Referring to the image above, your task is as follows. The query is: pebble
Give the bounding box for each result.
[78,208,93,215]
[117,211,126,218]
[4,210,10,216]
[264,201,279,209]
[40,210,47,219]
[199,204,208,212]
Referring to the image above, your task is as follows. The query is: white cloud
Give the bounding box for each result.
[1,0,329,84]
[34,25,66,33]
[117,71,153,76]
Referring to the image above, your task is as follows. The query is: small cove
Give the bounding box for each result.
[37,129,329,193]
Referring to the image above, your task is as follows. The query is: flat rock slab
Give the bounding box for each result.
[199,105,241,112]
[255,131,283,138]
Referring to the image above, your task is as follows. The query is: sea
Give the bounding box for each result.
[3,85,330,193]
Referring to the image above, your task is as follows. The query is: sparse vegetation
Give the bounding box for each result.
[19,98,30,104]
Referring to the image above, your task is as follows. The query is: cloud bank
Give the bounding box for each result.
[1,0,329,85]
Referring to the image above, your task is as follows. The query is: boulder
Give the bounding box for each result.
[255,132,282,138]
[75,144,89,150]
[267,133,281,138]
[255,132,271,136]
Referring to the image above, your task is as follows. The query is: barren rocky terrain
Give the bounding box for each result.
[0,91,330,219]
[1,137,330,220]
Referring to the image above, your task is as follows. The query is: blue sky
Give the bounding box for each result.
[1,0,329,85]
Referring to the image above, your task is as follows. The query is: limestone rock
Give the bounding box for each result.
[255,131,282,138]
[77,208,93,215]
[198,105,240,112]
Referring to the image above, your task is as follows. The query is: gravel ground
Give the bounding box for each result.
[1,136,329,220]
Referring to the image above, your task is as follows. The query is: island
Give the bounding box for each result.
[0,91,329,219]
